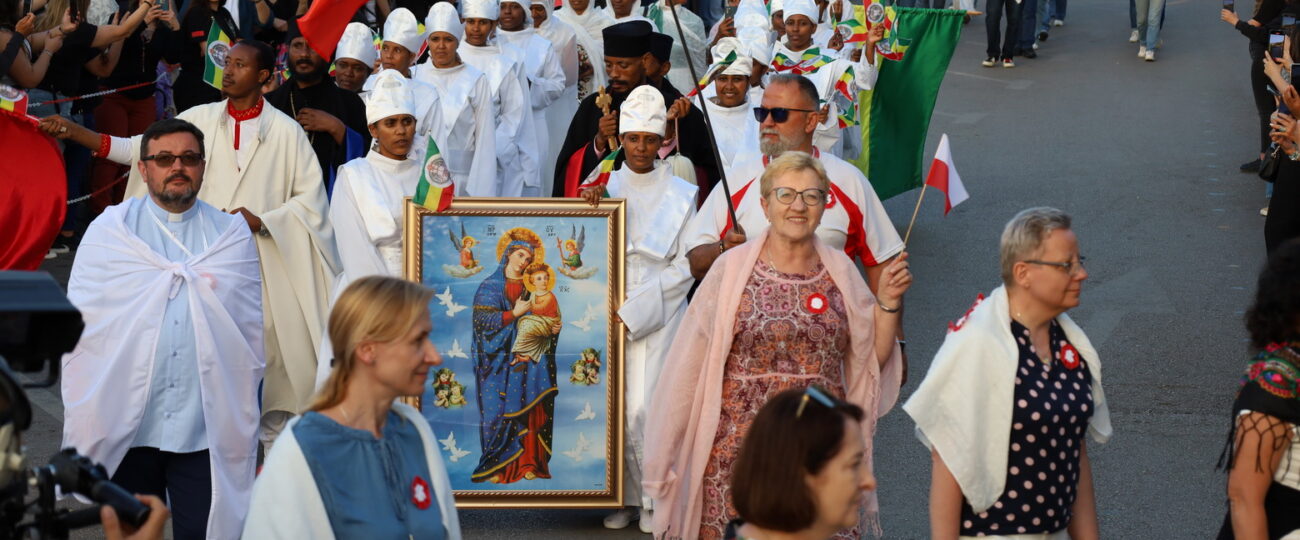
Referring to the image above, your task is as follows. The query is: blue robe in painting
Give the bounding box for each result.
[470,242,558,483]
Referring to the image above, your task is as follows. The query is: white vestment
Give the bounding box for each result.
[608,163,698,508]
[651,0,710,96]
[459,40,542,196]
[769,41,879,154]
[330,151,421,281]
[497,27,568,195]
[412,62,501,196]
[116,99,341,418]
[553,0,612,97]
[63,197,264,540]
[536,14,584,177]
[701,96,759,169]
[241,403,462,540]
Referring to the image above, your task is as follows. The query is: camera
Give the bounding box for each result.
[0,271,150,539]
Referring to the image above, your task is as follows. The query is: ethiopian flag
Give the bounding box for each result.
[850,7,962,200]
[413,136,454,211]
[202,20,232,90]
[577,147,622,196]
[0,84,28,116]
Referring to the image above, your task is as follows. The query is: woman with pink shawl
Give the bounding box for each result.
[642,152,911,540]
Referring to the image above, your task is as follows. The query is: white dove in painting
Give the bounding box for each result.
[438,431,471,463]
[568,303,600,332]
[562,432,593,462]
[444,339,468,359]
[436,286,467,317]
[575,401,596,421]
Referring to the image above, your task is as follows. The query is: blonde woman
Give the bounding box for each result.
[243,276,462,539]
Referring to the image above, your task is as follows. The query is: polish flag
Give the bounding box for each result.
[924,134,969,215]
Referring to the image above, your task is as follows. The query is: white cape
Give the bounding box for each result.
[241,402,462,539]
[62,197,264,540]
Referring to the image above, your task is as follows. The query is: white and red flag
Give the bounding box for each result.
[923,133,968,215]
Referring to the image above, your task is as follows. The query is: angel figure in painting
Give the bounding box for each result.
[443,223,486,278]
[557,225,599,279]
[470,227,559,484]
[511,263,563,367]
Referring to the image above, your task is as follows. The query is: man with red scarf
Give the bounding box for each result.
[41,39,341,457]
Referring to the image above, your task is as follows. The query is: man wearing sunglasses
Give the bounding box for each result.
[553,20,721,200]
[58,118,265,539]
[683,73,904,298]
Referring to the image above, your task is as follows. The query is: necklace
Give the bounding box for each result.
[226,98,264,150]
[288,89,317,145]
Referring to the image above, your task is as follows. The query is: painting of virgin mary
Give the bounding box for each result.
[469,227,561,484]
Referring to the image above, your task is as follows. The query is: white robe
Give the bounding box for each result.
[63,197,264,540]
[651,0,710,96]
[241,402,462,540]
[536,15,583,188]
[459,40,542,196]
[497,27,568,195]
[116,99,341,419]
[412,62,501,197]
[330,151,421,281]
[769,41,879,154]
[608,163,698,508]
[553,0,613,97]
[702,95,759,169]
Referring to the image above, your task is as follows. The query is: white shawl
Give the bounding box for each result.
[902,286,1112,513]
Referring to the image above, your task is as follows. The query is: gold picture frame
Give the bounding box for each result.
[402,197,627,509]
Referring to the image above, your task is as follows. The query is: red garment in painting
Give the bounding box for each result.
[0,111,66,270]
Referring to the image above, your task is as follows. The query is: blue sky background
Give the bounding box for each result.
[417,214,617,493]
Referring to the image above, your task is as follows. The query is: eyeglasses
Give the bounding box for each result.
[1023,255,1087,276]
[795,385,849,418]
[142,152,204,167]
[771,187,829,206]
[753,106,816,123]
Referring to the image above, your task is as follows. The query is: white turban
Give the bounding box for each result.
[425,2,464,41]
[336,22,377,67]
[382,8,425,54]
[462,0,500,21]
[783,0,817,24]
[737,26,773,65]
[619,85,666,136]
[366,69,415,125]
[710,37,754,76]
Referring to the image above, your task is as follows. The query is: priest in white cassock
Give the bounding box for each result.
[330,70,422,283]
[413,4,500,196]
[335,22,378,95]
[771,0,882,154]
[577,85,697,534]
[649,0,709,96]
[366,8,445,157]
[532,0,582,178]
[458,0,544,196]
[59,118,263,540]
[553,0,612,100]
[42,40,341,455]
[700,37,759,169]
[497,0,567,195]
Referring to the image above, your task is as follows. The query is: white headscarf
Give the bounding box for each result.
[382,8,425,54]
[425,2,464,41]
[737,26,773,65]
[462,0,500,21]
[365,69,416,125]
[336,22,378,67]
[619,85,666,136]
[710,37,754,76]
[555,0,616,41]
[783,0,818,24]
[501,0,533,25]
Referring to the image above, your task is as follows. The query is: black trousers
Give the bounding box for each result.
[986,0,1024,59]
[110,447,212,540]
[1250,42,1274,155]
[1265,160,1300,254]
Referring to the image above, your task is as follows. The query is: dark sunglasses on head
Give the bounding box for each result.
[142,152,204,167]
[753,106,817,124]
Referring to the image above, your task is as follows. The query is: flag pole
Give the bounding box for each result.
[664,0,738,228]
[903,185,927,245]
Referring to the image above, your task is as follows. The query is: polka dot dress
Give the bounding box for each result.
[959,320,1094,536]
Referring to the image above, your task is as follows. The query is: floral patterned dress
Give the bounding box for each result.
[698,259,854,540]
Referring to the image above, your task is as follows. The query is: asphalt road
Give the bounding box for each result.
[21,0,1269,537]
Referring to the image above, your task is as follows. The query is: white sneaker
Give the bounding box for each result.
[1032,42,1039,50]
[1129,29,1139,42]
[1144,49,1155,61]
[638,508,654,534]
[604,509,638,529]
[1261,206,1270,217]
[1052,18,1064,26]
[1138,45,1148,57]
[44,249,57,260]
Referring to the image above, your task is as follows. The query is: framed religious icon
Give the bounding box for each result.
[403,197,627,508]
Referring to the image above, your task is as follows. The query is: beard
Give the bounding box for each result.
[153,174,198,206]
[292,60,326,84]
[759,128,798,156]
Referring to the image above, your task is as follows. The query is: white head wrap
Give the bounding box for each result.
[734,0,770,30]
[770,0,784,14]
[383,8,425,54]
[462,0,500,21]
[500,0,533,24]
[619,85,666,136]
[366,70,415,125]
[425,2,464,41]
[530,0,552,18]
[710,37,754,76]
[737,26,772,65]
[336,22,378,67]
[783,0,818,24]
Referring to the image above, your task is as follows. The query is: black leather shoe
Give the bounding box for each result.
[1038,31,1049,41]
[1023,49,1038,58]
[1241,159,1262,173]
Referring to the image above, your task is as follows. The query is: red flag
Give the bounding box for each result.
[0,110,66,270]
[923,134,969,215]
[298,0,370,60]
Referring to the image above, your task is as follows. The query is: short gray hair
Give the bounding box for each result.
[759,151,830,198]
[766,73,820,111]
[999,207,1072,285]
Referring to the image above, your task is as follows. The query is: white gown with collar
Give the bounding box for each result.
[458,40,543,196]
[412,61,501,197]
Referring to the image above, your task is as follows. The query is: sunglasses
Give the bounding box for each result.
[142,152,204,167]
[753,106,816,123]
[795,385,850,418]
